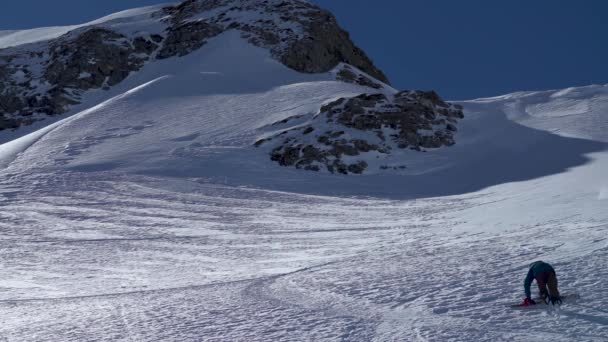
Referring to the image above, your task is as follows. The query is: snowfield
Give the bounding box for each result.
[1,30,607,341]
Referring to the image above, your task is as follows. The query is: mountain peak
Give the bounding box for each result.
[0,0,388,132]
[162,0,388,82]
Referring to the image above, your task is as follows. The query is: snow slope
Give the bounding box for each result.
[0,4,170,49]
[0,29,607,342]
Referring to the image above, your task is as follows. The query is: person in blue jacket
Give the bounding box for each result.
[523,261,562,305]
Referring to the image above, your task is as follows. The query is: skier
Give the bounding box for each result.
[522,261,562,306]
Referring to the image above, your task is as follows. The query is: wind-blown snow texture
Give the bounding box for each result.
[1,12,608,342]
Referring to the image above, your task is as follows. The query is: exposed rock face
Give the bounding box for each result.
[277,6,388,83]
[157,21,223,59]
[0,28,161,129]
[257,91,464,174]
[0,116,20,130]
[161,0,389,83]
[45,28,159,105]
[45,29,151,89]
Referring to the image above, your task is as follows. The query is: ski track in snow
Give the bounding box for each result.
[0,26,607,342]
[0,171,607,341]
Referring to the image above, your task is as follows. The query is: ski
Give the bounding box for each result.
[510,293,580,308]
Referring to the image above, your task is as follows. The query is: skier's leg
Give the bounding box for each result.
[536,272,550,301]
[547,271,560,297]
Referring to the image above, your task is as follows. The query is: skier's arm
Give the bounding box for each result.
[523,268,534,298]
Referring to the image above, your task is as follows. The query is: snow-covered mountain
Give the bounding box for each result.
[0,0,386,132]
[2,0,466,176]
[0,1,607,341]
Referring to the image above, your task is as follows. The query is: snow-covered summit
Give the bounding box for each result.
[0,0,387,135]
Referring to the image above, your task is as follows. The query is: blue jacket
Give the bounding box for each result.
[524,261,555,298]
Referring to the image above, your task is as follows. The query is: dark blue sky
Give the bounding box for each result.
[1,0,607,99]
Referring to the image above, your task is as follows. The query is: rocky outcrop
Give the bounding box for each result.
[256,91,464,174]
[161,0,389,83]
[0,116,20,130]
[335,64,383,89]
[0,28,162,130]
[278,8,389,84]
[44,28,159,104]
[45,29,150,89]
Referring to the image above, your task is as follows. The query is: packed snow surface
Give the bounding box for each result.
[1,31,607,341]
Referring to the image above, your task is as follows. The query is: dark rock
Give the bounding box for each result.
[317,135,330,145]
[321,98,345,114]
[150,34,164,43]
[347,161,367,174]
[164,0,227,24]
[254,138,267,147]
[352,139,378,153]
[336,68,357,82]
[279,8,389,84]
[133,36,160,55]
[0,90,24,114]
[354,75,383,89]
[304,165,320,172]
[157,21,223,59]
[271,146,300,166]
[302,127,314,134]
[0,116,20,130]
[336,65,383,89]
[41,28,152,117]
[331,142,359,156]
[332,161,348,175]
